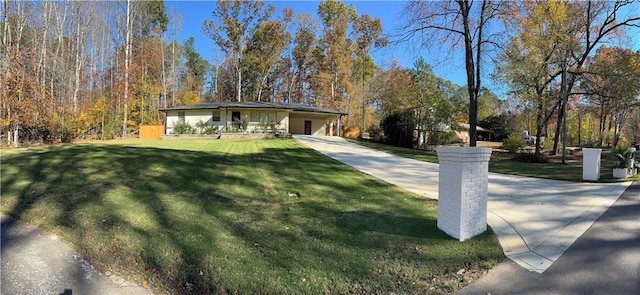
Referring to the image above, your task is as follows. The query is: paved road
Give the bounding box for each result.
[1,215,153,295]
[294,135,632,273]
[456,181,640,295]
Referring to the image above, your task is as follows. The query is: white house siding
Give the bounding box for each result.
[220,109,289,133]
[290,116,328,136]
[165,110,227,134]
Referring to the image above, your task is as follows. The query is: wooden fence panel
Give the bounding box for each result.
[140,125,165,139]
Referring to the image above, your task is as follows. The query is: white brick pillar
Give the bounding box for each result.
[582,148,602,181]
[436,147,492,241]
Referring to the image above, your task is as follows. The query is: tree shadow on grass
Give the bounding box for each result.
[0,140,502,294]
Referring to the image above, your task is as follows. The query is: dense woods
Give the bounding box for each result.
[1,0,639,150]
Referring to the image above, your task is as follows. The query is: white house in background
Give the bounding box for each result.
[160,101,346,136]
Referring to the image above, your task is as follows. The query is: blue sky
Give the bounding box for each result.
[166,1,640,97]
[165,1,471,87]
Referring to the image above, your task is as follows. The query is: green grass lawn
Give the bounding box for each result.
[347,138,640,182]
[1,138,502,294]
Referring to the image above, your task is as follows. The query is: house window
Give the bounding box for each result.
[212,111,221,122]
[250,112,261,123]
[250,112,277,123]
[267,112,276,122]
[178,111,185,122]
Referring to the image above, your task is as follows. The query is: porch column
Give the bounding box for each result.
[336,115,341,137]
[285,111,290,134]
[329,120,334,136]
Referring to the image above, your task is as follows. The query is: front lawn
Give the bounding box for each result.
[0,139,503,294]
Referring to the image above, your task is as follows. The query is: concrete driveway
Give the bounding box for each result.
[294,135,631,273]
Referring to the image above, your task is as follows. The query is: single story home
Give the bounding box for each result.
[415,122,493,145]
[457,123,493,142]
[160,101,347,136]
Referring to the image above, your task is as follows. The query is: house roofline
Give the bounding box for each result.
[160,101,347,116]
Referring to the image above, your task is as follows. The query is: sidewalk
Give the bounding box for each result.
[1,214,153,295]
[294,135,631,273]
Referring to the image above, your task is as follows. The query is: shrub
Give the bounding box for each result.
[102,119,121,140]
[430,130,462,146]
[479,114,518,142]
[203,125,218,135]
[171,121,195,134]
[195,120,208,134]
[502,133,526,154]
[380,112,415,148]
[612,146,635,168]
[259,118,270,133]
[233,116,249,132]
[513,152,549,163]
[193,120,218,135]
[60,123,75,143]
[367,125,383,142]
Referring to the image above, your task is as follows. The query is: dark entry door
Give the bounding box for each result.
[231,111,241,122]
[304,120,312,135]
[231,111,241,129]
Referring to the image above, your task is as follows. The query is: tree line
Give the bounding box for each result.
[393,0,640,151]
[2,0,639,150]
[1,0,388,146]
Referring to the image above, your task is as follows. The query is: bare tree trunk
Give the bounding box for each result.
[1,0,8,145]
[171,40,176,106]
[141,61,145,125]
[237,64,242,102]
[39,1,51,94]
[53,2,68,113]
[598,103,606,147]
[122,0,131,137]
[214,62,219,101]
[72,2,85,113]
[161,36,167,109]
[2,0,8,50]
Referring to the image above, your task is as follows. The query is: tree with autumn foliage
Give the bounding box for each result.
[314,0,356,112]
[580,46,640,147]
[203,0,275,102]
[495,0,576,154]
[549,0,640,153]
[244,8,293,102]
[496,0,640,153]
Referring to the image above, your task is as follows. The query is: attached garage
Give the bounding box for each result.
[289,112,335,136]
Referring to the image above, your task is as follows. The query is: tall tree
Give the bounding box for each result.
[580,46,640,147]
[495,0,574,154]
[351,13,387,128]
[182,36,211,96]
[316,0,356,110]
[244,8,292,102]
[203,0,274,102]
[413,58,455,148]
[291,13,319,104]
[122,0,131,137]
[550,0,640,153]
[401,0,504,147]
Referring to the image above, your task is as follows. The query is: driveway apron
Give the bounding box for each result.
[294,135,631,273]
